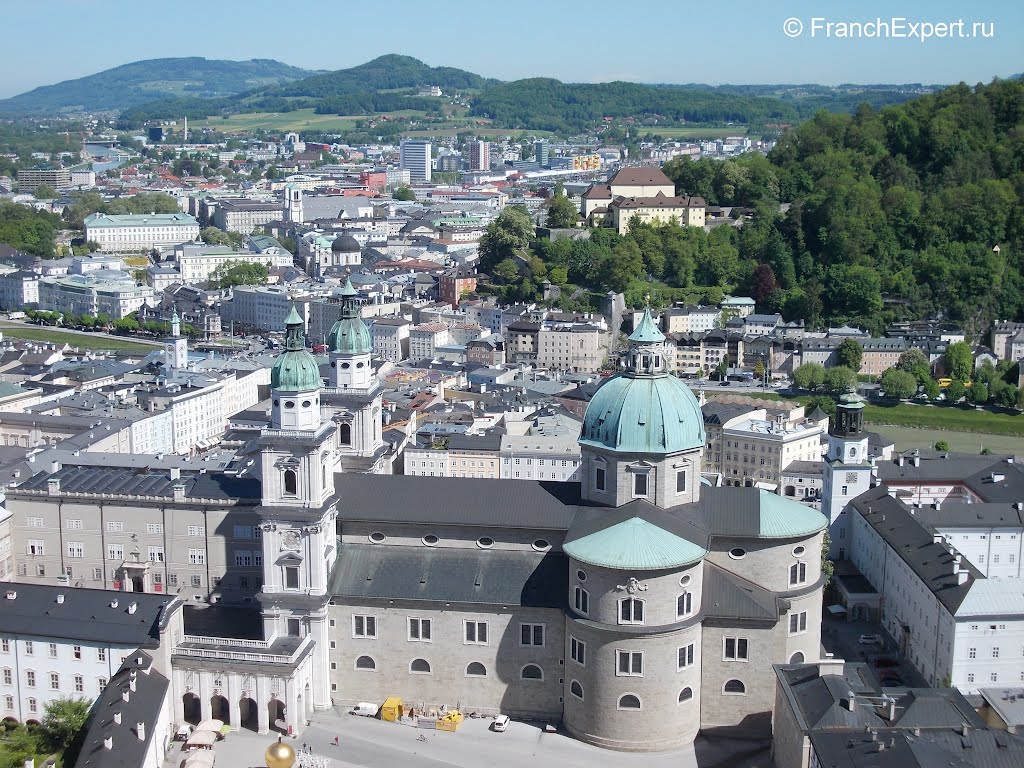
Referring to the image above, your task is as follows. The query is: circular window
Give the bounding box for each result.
[341,362,350,369]
[532,539,550,552]
[576,569,587,582]
[273,399,279,406]
[284,401,295,409]
[330,361,336,368]
[356,362,364,368]
[422,535,439,546]
[729,547,746,560]
[302,400,311,408]
[476,537,494,549]
[792,546,806,557]
[368,532,386,544]
[679,574,692,587]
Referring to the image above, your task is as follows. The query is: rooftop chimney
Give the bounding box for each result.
[103,736,112,750]
[56,594,64,604]
[4,591,15,600]
[172,481,186,502]
[113,712,121,725]
[109,599,118,609]
[170,467,180,481]
[128,602,137,615]
[121,690,130,703]
[957,570,969,585]
[136,722,145,741]
[46,477,60,496]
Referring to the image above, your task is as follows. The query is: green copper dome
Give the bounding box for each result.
[579,305,703,454]
[565,516,706,570]
[327,279,372,355]
[270,306,322,392]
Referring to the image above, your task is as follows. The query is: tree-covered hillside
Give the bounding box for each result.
[0,58,314,115]
[470,79,797,133]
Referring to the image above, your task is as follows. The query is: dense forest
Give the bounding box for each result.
[479,79,1024,333]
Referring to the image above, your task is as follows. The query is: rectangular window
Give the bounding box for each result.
[46,672,60,690]
[74,675,83,693]
[66,519,83,530]
[27,540,44,556]
[570,637,585,666]
[28,698,36,714]
[148,546,164,563]
[789,562,807,586]
[3,695,10,710]
[287,618,301,637]
[633,473,648,497]
[66,542,83,558]
[676,470,686,493]
[789,612,808,635]
[187,525,205,537]
[677,592,692,618]
[595,467,606,492]
[24,642,32,656]
[106,521,123,533]
[191,575,202,588]
[284,566,299,589]
[0,640,7,653]
[464,621,488,645]
[168,574,178,587]
[616,650,643,677]
[993,647,1000,658]
[520,623,544,646]
[73,645,81,660]
[188,549,205,565]
[234,551,252,567]
[353,615,377,639]
[107,544,123,561]
[678,643,695,669]
[724,637,749,660]
[574,587,589,615]
[146,523,163,535]
[2,669,10,685]
[26,670,35,687]
[233,525,253,539]
[98,648,106,662]
[26,517,43,528]
[619,598,645,624]
[408,618,432,642]
[92,568,102,580]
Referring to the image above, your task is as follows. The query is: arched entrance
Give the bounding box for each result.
[790,651,805,663]
[210,695,229,722]
[268,698,286,734]
[239,697,258,732]
[182,693,200,725]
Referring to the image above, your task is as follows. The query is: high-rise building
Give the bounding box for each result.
[534,140,550,168]
[468,140,490,171]
[399,140,432,182]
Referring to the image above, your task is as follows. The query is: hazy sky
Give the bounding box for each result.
[0,0,1018,98]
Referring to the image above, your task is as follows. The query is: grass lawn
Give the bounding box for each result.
[0,326,159,352]
[192,108,365,133]
[635,126,747,139]
[862,402,1024,437]
[871,425,1023,455]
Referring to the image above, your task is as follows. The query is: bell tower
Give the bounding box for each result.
[822,392,872,557]
[163,308,188,371]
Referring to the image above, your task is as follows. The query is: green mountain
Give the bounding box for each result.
[0,57,316,115]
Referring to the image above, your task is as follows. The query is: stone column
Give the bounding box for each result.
[308,612,331,709]
[172,670,185,724]
[198,671,212,722]
[226,673,242,730]
[256,676,271,734]
[287,679,300,735]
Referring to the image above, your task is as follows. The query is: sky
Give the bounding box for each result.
[0,0,1019,98]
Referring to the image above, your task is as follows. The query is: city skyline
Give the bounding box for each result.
[0,0,1018,99]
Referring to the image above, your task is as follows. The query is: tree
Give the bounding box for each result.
[821,530,834,587]
[479,206,534,271]
[836,338,864,373]
[750,263,777,305]
[944,379,965,405]
[392,186,416,201]
[968,381,989,404]
[897,348,931,382]
[880,367,917,400]
[793,362,825,391]
[210,260,269,289]
[922,377,941,401]
[545,193,578,229]
[934,440,950,451]
[804,394,837,418]
[823,366,858,394]
[42,697,91,752]
[32,184,58,199]
[753,360,766,385]
[944,341,974,381]
[714,360,729,381]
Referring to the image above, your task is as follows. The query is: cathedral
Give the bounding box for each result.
[5,296,828,751]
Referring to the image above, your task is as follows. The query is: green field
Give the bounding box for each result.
[871,425,1022,455]
[191,108,366,132]
[634,126,747,139]
[0,326,159,352]
[862,402,1024,437]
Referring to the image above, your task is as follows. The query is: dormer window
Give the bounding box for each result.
[633,472,648,497]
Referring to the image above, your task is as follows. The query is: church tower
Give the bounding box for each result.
[163,308,188,371]
[578,307,705,508]
[323,279,384,464]
[284,184,304,224]
[821,392,872,558]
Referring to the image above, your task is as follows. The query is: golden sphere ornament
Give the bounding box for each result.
[265,737,296,768]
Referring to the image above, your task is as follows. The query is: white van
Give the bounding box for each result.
[351,702,380,717]
[492,715,510,732]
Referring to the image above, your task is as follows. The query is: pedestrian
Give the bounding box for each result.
[333,735,339,746]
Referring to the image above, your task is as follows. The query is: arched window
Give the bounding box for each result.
[790,652,805,664]
[679,688,693,703]
[789,562,807,586]
[410,658,431,674]
[723,679,746,695]
[521,664,543,680]
[677,592,693,618]
[283,469,297,496]
[355,655,375,670]
[340,423,352,446]
[466,662,486,677]
[617,694,641,710]
[570,680,584,700]
[619,597,645,624]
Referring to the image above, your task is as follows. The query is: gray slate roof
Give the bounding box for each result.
[329,543,566,608]
[13,465,261,502]
[0,583,176,646]
[702,562,781,622]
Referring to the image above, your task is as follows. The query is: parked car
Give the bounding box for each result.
[858,633,883,645]
[351,702,380,717]
[492,715,510,732]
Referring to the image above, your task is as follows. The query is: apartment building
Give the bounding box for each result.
[536,323,607,373]
[399,140,432,182]
[17,169,70,193]
[0,271,40,311]
[370,317,411,363]
[225,285,309,332]
[211,199,282,235]
[84,213,200,253]
[408,322,451,362]
[720,410,824,490]
[170,243,292,284]
[498,434,580,481]
[38,271,155,319]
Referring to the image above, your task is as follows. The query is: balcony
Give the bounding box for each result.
[174,633,312,666]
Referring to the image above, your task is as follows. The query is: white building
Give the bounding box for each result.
[38,271,155,320]
[719,408,824,491]
[0,271,40,311]
[370,317,411,363]
[499,434,581,481]
[225,286,309,332]
[399,140,432,182]
[84,213,200,253]
[170,243,291,285]
[409,322,450,362]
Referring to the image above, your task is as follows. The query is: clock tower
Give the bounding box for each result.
[822,392,872,558]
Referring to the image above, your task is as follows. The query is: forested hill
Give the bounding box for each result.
[469,78,796,133]
[662,78,1024,333]
[0,58,314,115]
